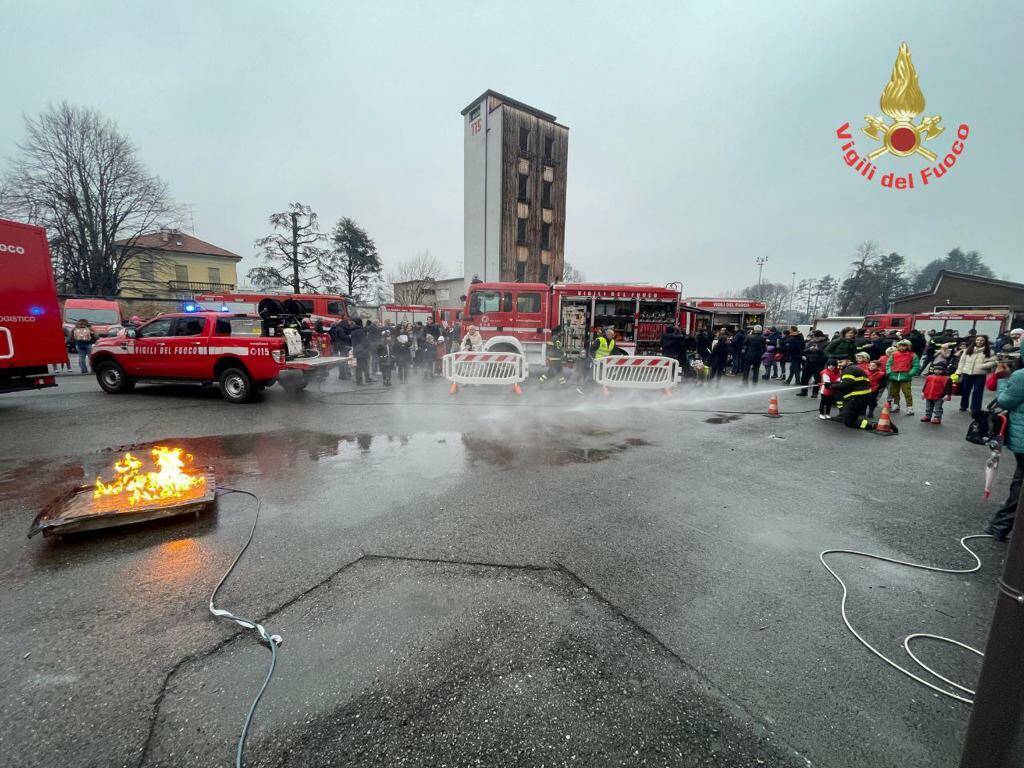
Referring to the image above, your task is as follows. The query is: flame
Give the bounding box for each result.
[880,42,926,121]
[93,446,206,508]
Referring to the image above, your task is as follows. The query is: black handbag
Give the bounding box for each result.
[966,403,1008,446]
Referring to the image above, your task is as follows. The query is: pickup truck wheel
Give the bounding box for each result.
[95,361,135,394]
[219,367,254,403]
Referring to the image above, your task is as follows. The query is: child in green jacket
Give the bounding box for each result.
[886,339,921,414]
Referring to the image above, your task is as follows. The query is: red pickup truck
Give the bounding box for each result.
[89,312,343,403]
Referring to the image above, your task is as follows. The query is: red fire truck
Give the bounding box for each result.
[90,311,343,403]
[0,219,67,394]
[680,298,767,333]
[863,311,1012,338]
[462,281,681,365]
[193,292,351,327]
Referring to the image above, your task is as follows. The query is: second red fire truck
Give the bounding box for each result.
[462,282,683,365]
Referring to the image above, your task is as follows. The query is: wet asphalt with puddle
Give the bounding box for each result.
[0,376,1004,768]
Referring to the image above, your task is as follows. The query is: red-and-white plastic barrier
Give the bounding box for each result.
[593,355,678,390]
[443,351,527,387]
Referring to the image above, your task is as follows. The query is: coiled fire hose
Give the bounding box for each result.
[210,488,281,768]
[820,534,993,704]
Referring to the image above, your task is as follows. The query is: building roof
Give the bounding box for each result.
[115,230,242,261]
[893,270,1024,303]
[461,89,560,124]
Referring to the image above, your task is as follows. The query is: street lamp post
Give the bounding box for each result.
[755,257,768,292]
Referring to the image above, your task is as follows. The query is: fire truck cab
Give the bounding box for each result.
[463,281,680,366]
[863,310,1011,338]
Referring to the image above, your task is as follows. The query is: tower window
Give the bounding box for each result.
[516,261,526,282]
[519,126,530,153]
[517,173,528,201]
[516,218,527,245]
[539,264,549,283]
[542,180,552,207]
[544,136,554,159]
[541,222,551,249]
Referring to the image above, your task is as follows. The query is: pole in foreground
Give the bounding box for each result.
[960,491,1024,768]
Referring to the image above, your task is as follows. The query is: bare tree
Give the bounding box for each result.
[735,282,791,324]
[388,251,445,305]
[559,261,586,283]
[0,102,177,295]
[249,203,325,293]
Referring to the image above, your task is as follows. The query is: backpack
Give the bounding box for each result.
[965,406,1008,447]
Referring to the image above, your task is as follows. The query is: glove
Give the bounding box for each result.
[950,373,960,383]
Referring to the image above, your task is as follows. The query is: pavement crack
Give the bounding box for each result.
[364,552,552,571]
[136,551,368,767]
[553,560,813,766]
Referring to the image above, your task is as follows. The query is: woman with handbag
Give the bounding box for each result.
[985,360,1024,541]
[954,334,997,415]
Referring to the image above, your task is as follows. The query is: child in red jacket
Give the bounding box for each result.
[861,354,886,419]
[819,358,841,419]
[921,361,953,424]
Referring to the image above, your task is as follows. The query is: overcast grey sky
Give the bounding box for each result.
[2,0,1021,295]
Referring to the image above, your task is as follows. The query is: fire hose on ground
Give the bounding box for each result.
[210,487,281,768]
[819,534,994,705]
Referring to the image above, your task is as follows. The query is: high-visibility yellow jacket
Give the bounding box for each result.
[594,336,616,359]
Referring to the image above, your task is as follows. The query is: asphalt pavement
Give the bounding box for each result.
[0,372,1011,767]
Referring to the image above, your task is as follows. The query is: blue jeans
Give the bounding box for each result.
[924,397,945,419]
[75,341,93,373]
[959,373,986,413]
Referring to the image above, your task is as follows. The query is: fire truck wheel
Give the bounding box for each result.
[219,367,254,403]
[95,361,135,394]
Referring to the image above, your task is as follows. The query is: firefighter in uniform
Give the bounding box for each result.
[538,325,567,385]
[832,360,876,430]
[577,326,618,394]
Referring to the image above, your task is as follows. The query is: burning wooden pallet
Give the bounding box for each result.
[29,469,215,538]
[29,446,216,538]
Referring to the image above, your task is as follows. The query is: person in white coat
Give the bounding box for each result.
[460,325,484,352]
[954,334,997,414]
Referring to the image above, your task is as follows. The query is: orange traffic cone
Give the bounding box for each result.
[512,382,523,396]
[875,401,895,434]
[766,393,781,418]
[449,381,459,395]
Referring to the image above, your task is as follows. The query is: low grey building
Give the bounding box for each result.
[890,270,1024,327]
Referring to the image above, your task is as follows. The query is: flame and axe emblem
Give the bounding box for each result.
[862,43,944,162]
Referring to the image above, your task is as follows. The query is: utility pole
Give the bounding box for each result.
[290,212,300,294]
[960,494,1024,768]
